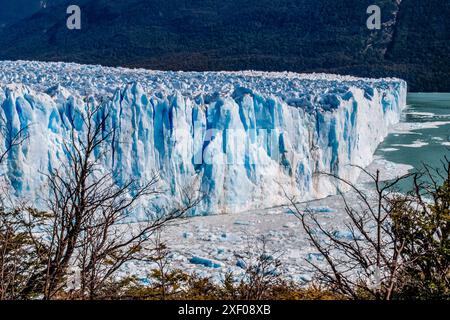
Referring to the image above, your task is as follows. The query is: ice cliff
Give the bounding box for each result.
[0,61,407,216]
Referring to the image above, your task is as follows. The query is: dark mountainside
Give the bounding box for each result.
[0,0,448,92]
[0,0,68,25]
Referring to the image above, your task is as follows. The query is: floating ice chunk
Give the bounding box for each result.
[189,256,221,268]
[182,232,193,239]
[200,234,217,242]
[405,111,435,118]
[214,251,233,261]
[298,274,313,283]
[236,259,247,269]
[332,230,356,240]
[234,220,252,226]
[139,278,151,285]
[392,140,428,148]
[308,206,335,213]
[283,222,298,228]
[392,121,450,134]
[307,253,325,262]
[379,148,399,152]
[218,232,240,242]
[361,157,414,182]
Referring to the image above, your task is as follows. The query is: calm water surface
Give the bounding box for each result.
[375,93,450,190]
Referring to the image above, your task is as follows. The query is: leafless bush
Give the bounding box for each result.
[391,159,450,299]
[0,113,29,164]
[286,166,414,299]
[0,207,34,299]
[0,115,32,300]
[286,159,450,300]
[229,235,284,300]
[16,103,200,299]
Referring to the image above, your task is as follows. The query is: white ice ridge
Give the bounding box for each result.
[0,60,407,217]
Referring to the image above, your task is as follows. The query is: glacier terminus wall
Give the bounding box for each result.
[0,61,407,217]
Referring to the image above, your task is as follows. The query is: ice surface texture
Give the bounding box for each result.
[0,61,407,217]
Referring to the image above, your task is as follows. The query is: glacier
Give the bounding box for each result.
[0,61,407,217]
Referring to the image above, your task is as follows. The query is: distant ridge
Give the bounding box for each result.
[0,0,448,92]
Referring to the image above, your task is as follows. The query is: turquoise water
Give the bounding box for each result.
[374,93,450,190]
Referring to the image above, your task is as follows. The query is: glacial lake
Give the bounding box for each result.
[374,93,450,190]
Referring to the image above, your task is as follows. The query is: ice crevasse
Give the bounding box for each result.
[0,61,407,217]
